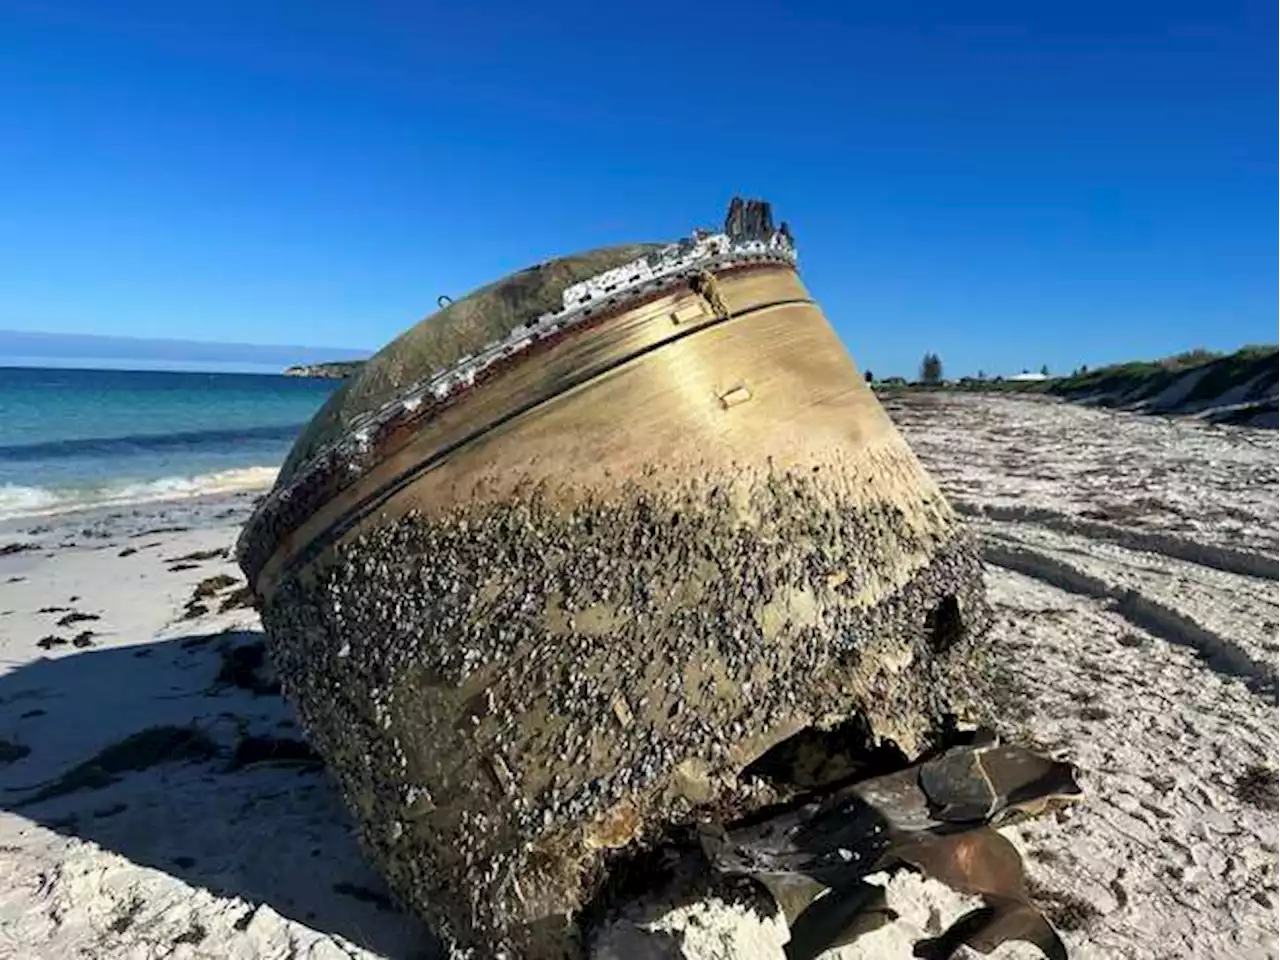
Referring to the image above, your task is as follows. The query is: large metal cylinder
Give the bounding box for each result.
[238,200,991,957]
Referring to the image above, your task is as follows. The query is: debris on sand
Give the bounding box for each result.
[177,575,251,621]
[107,897,146,934]
[128,525,190,538]
[217,584,257,613]
[0,738,32,765]
[192,574,238,599]
[172,921,208,946]
[226,735,322,772]
[179,601,209,621]
[167,549,226,564]
[10,725,218,808]
[55,611,100,627]
[213,640,280,696]
[1026,878,1102,933]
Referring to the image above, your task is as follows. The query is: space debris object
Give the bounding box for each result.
[238,198,995,956]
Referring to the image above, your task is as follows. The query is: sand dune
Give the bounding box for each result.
[0,393,1275,959]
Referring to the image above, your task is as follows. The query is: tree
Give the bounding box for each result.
[977,369,986,381]
[864,369,874,384]
[919,352,943,385]
[1039,364,1050,377]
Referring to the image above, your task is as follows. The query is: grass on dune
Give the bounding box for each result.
[876,345,1277,408]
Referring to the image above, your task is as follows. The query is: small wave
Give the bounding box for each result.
[0,466,279,520]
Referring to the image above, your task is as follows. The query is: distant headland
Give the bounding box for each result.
[283,360,365,379]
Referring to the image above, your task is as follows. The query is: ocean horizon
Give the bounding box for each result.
[0,365,342,519]
[0,356,308,375]
[0,329,368,370]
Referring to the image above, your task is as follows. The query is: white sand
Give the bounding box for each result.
[0,494,432,960]
[0,394,1275,959]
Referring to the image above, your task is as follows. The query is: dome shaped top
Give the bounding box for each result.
[278,243,663,485]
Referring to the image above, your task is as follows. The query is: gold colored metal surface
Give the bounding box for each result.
[257,266,942,596]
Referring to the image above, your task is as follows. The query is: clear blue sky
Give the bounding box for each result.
[1,1,1274,378]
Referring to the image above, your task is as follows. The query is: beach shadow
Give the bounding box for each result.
[0,628,443,959]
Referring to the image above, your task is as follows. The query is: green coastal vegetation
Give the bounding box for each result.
[871,344,1278,427]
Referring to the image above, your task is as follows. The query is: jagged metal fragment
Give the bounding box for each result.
[699,733,1082,959]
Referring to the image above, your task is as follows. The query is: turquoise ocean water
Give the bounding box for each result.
[0,367,341,518]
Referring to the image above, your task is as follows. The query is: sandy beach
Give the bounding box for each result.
[0,392,1275,960]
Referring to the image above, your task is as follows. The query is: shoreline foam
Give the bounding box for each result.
[0,465,278,521]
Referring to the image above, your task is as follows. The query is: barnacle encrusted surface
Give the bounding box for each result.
[260,464,990,956]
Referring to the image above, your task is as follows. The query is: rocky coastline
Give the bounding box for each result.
[283,360,365,379]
